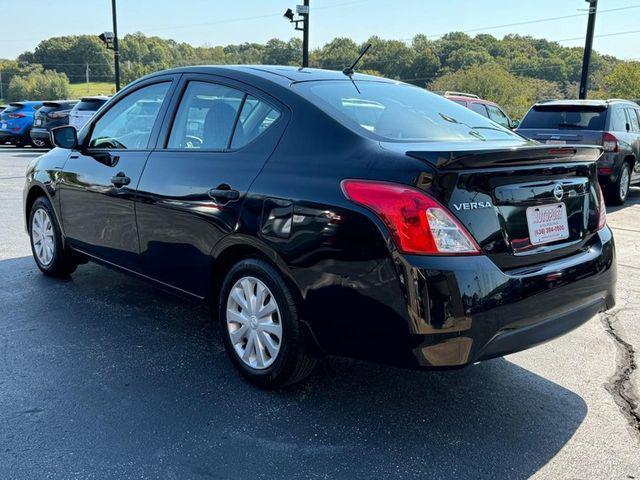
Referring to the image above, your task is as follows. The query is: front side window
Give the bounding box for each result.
[88,82,169,149]
[470,102,489,117]
[487,105,510,128]
[168,81,244,150]
[294,81,519,142]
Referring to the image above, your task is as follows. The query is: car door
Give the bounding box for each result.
[58,77,177,270]
[135,75,288,296]
[625,108,640,181]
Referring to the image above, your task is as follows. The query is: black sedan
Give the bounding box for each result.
[24,66,616,388]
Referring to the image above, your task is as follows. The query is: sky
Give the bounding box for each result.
[1,0,639,60]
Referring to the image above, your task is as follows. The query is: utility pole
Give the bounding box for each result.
[85,62,90,84]
[0,70,3,101]
[111,0,121,91]
[579,0,598,99]
[302,0,310,68]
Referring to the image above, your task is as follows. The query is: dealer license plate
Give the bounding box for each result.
[526,203,569,245]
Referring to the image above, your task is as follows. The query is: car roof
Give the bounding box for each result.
[143,65,398,86]
[79,96,110,101]
[534,99,639,108]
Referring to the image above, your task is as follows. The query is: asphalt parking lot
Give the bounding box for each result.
[0,145,639,479]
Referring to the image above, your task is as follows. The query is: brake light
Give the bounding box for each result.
[341,180,480,255]
[8,113,25,119]
[48,110,70,119]
[597,185,607,230]
[602,132,619,152]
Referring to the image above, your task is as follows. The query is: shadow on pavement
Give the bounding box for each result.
[0,255,587,479]
[608,186,640,214]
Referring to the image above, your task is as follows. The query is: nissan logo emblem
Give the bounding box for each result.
[553,184,564,201]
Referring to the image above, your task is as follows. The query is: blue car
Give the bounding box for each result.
[0,101,44,147]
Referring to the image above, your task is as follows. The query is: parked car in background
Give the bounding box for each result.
[30,100,78,148]
[437,91,517,129]
[517,99,640,204]
[26,66,615,388]
[0,105,7,114]
[68,96,109,131]
[0,101,44,147]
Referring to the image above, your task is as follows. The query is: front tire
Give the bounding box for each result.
[29,196,77,277]
[605,162,631,205]
[218,259,316,388]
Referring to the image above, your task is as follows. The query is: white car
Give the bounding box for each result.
[68,96,110,131]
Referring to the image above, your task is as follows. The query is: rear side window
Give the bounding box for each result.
[88,82,169,149]
[625,108,640,132]
[470,102,489,117]
[294,81,519,142]
[609,108,628,132]
[520,105,607,130]
[231,95,281,149]
[486,105,510,128]
[168,81,244,150]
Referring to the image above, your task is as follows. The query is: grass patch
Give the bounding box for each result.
[68,82,115,98]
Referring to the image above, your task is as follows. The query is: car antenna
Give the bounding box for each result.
[342,43,371,94]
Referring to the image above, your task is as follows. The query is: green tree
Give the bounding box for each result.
[6,70,70,102]
[262,38,302,66]
[605,62,640,99]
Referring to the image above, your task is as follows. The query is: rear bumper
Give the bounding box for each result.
[29,128,51,142]
[399,227,615,368]
[309,226,616,369]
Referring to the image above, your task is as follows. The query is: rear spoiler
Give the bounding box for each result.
[407,145,603,169]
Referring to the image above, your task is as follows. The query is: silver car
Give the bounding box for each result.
[68,96,110,132]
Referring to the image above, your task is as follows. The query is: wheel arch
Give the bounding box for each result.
[25,184,50,231]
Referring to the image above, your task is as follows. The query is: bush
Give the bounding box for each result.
[5,70,70,102]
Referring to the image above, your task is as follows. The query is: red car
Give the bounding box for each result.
[438,92,517,129]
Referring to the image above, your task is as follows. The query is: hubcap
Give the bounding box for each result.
[31,208,55,266]
[620,166,630,200]
[226,276,282,370]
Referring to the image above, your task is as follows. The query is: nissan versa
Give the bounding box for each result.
[24,66,616,388]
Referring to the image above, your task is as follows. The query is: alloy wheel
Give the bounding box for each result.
[31,208,55,266]
[620,165,630,201]
[226,276,283,370]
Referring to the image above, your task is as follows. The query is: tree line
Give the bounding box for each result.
[1,31,639,118]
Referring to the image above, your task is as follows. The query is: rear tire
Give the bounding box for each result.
[218,258,316,388]
[29,196,77,277]
[605,162,631,205]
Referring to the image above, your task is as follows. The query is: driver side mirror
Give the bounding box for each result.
[50,126,78,149]
[510,119,520,130]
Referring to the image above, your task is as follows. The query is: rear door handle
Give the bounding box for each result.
[111,172,131,187]
[208,187,240,202]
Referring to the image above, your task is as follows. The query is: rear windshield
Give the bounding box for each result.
[4,104,23,113]
[75,99,107,111]
[520,105,607,130]
[293,81,520,142]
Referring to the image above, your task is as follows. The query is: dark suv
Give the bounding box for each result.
[30,100,78,148]
[517,99,640,204]
[25,67,615,387]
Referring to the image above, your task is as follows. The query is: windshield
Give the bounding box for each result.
[294,81,519,142]
[520,105,607,130]
[75,99,107,112]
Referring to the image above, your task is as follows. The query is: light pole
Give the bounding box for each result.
[284,2,310,68]
[579,0,598,99]
[99,0,121,92]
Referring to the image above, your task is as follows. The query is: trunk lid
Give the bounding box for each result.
[381,141,604,270]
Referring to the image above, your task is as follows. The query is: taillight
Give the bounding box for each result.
[8,113,25,119]
[602,132,619,152]
[48,110,70,119]
[597,185,607,230]
[341,180,480,255]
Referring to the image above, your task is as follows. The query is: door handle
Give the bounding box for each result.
[111,172,131,187]
[208,187,240,202]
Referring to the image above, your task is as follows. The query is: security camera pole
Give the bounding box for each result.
[111,0,121,91]
[579,0,598,99]
[284,2,310,68]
